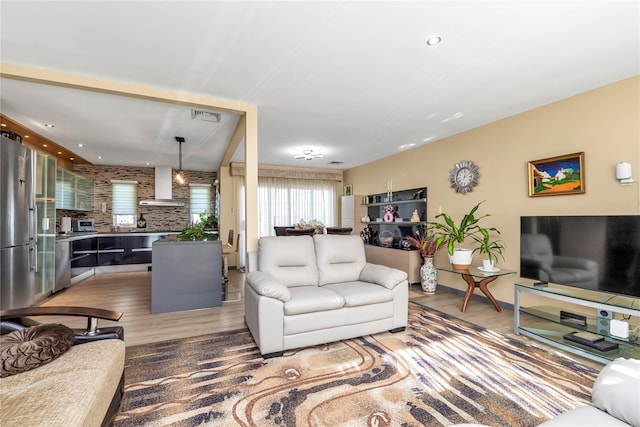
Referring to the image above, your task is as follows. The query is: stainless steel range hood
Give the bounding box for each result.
[139,167,185,207]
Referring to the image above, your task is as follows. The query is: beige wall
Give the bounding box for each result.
[344,76,640,305]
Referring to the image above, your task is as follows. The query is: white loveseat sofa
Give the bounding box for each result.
[245,234,409,358]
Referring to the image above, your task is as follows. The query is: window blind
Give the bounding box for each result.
[111,180,138,215]
[190,184,211,215]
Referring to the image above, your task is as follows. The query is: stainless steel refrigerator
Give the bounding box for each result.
[1,134,35,310]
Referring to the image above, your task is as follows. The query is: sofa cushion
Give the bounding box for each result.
[258,236,319,287]
[314,235,367,286]
[323,281,394,307]
[591,357,640,427]
[0,323,75,378]
[284,286,345,316]
[0,339,125,427]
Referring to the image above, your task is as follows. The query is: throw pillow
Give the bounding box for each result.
[0,323,76,377]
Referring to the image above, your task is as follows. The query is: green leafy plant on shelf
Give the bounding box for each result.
[179,213,219,241]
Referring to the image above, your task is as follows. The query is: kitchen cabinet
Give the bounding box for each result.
[56,168,93,211]
[98,235,165,265]
[70,237,97,279]
[65,233,170,281]
[97,236,126,266]
[55,240,71,292]
[127,235,161,264]
[35,151,57,300]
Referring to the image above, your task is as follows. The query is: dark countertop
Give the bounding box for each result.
[153,235,221,245]
[56,231,180,242]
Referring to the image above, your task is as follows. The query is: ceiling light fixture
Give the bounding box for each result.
[175,136,188,185]
[426,36,442,46]
[398,143,416,151]
[44,123,55,128]
[294,149,323,161]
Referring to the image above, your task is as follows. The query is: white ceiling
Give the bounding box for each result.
[1,1,638,172]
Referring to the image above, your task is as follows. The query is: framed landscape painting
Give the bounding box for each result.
[528,152,585,197]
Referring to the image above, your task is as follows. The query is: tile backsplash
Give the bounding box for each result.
[56,164,216,233]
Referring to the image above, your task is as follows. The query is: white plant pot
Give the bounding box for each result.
[449,248,473,270]
[482,258,495,270]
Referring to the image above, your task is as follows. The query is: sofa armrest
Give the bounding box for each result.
[246,271,292,302]
[591,357,640,427]
[0,306,122,336]
[359,263,408,289]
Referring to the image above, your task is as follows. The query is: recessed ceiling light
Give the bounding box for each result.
[0,123,6,127]
[24,135,29,139]
[44,123,55,128]
[426,36,442,46]
[398,143,416,151]
[442,112,463,122]
[77,143,83,148]
[97,156,102,160]
[43,144,48,147]
[145,162,150,166]
[70,157,74,161]
[57,151,62,155]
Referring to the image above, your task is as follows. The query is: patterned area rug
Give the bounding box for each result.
[115,302,599,426]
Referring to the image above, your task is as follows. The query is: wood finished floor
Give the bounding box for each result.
[38,269,602,370]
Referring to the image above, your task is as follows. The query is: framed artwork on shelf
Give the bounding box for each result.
[528,152,585,197]
[344,184,353,196]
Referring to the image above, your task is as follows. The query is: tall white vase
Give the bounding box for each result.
[420,256,437,294]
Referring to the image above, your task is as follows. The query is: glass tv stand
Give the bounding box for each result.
[514,282,640,364]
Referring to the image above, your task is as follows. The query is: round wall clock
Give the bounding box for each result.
[449,160,479,194]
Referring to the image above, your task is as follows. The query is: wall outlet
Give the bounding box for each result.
[610,319,629,339]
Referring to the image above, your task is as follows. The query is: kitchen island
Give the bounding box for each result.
[151,236,222,314]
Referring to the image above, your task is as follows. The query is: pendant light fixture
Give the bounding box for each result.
[175,136,187,185]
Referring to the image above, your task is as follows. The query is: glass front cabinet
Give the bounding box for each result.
[34,151,57,300]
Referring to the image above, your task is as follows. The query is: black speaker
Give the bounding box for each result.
[597,310,613,335]
[598,309,613,320]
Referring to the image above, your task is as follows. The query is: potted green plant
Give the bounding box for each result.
[471,228,505,270]
[428,201,499,269]
[179,213,219,241]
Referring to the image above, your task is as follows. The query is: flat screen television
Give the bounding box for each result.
[520,215,640,298]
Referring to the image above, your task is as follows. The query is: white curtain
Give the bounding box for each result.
[257,176,338,237]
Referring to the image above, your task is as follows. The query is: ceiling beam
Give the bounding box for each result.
[220,113,246,168]
[0,63,252,115]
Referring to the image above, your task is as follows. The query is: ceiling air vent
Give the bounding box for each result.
[327,160,345,165]
[191,109,221,123]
